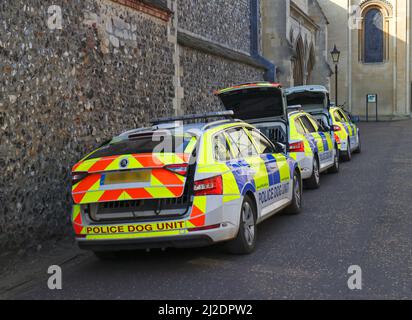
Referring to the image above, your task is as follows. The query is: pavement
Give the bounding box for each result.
[1,120,412,300]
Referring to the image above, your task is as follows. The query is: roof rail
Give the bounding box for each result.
[152,111,235,125]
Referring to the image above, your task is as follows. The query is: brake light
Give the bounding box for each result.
[194,176,223,196]
[334,133,341,144]
[333,125,342,132]
[71,172,89,185]
[289,141,305,153]
[164,163,189,176]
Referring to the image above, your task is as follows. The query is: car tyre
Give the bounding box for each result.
[342,139,352,162]
[226,195,257,255]
[284,171,302,215]
[304,156,320,189]
[328,146,340,174]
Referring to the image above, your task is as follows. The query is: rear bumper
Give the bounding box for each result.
[77,235,214,252]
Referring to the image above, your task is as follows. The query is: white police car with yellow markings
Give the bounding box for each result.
[216,82,339,190]
[71,111,302,258]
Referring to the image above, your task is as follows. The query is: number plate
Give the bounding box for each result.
[104,171,150,185]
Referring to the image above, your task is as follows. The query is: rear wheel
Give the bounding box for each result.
[284,171,302,215]
[342,139,352,162]
[304,156,320,189]
[226,195,257,255]
[328,146,340,174]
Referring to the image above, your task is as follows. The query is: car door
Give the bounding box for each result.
[336,109,354,138]
[247,128,291,217]
[307,114,334,167]
[340,109,358,148]
[225,127,262,201]
[298,115,320,156]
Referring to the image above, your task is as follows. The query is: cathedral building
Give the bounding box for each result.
[317,0,412,119]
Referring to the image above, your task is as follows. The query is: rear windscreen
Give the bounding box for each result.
[219,88,284,120]
[86,134,196,160]
[287,92,326,111]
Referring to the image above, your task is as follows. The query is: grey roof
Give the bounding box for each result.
[285,85,329,95]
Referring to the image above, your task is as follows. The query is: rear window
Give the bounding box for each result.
[287,92,326,111]
[86,134,196,160]
[219,88,284,120]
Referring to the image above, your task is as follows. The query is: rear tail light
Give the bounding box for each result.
[164,163,189,176]
[194,176,223,196]
[72,172,89,185]
[333,125,342,132]
[289,141,305,153]
[334,133,341,144]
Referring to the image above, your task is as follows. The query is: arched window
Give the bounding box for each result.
[364,9,383,63]
[359,2,391,63]
[293,37,305,86]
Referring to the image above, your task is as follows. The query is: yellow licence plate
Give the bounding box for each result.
[104,171,151,185]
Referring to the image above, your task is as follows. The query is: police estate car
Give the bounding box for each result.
[285,85,360,162]
[216,83,339,190]
[71,111,302,258]
[330,106,361,161]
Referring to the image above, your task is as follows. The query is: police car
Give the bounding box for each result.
[71,111,302,258]
[216,83,339,190]
[285,85,360,162]
[330,106,361,161]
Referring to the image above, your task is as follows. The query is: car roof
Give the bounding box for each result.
[113,119,252,142]
[285,85,329,95]
[288,110,312,119]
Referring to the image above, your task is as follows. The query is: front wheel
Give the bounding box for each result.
[284,171,302,215]
[226,195,257,255]
[304,156,320,189]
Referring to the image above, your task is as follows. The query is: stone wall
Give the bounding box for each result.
[178,0,252,53]
[0,0,175,249]
[177,0,265,114]
[180,47,264,114]
[0,0,266,250]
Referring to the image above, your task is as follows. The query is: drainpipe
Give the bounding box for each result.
[250,0,277,82]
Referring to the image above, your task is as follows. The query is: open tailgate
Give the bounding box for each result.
[215,83,287,121]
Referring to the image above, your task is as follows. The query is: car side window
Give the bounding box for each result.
[294,118,306,135]
[213,133,232,162]
[300,116,317,133]
[226,127,258,159]
[339,110,351,123]
[248,129,276,154]
[333,110,344,122]
[307,115,320,132]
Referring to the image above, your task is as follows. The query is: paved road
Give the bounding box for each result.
[14,120,412,300]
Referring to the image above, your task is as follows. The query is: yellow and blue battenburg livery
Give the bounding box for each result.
[329,106,361,161]
[216,82,339,191]
[71,109,303,257]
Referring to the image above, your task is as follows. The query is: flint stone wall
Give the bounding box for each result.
[0,0,265,250]
[0,0,174,249]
